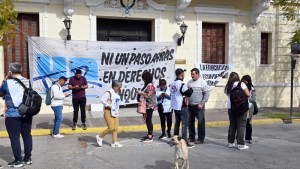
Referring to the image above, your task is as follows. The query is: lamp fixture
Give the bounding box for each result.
[63,17,72,40]
[177,21,188,46]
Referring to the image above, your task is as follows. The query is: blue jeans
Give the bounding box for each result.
[52,106,63,135]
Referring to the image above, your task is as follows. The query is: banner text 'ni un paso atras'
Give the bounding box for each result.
[28,37,176,105]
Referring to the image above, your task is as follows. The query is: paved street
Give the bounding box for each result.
[0,123,300,169]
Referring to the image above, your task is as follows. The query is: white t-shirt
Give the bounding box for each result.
[226,81,247,109]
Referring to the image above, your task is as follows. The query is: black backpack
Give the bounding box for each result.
[13,78,42,117]
[230,82,249,116]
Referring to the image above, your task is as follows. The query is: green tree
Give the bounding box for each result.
[274,0,300,43]
[0,0,18,45]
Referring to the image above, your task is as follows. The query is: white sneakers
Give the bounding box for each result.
[237,144,249,150]
[96,135,103,147]
[228,143,236,148]
[111,142,123,148]
[228,143,249,150]
[52,134,64,138]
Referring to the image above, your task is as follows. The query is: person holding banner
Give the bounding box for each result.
[137,71,157,143]
[241,75,256,144]
[187,68,210,144]
[68,69,88,130]
[96,80,123,147]
[156,78,172,139]
[170,68,194,148]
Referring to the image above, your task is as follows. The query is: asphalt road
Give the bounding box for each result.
[0,123,300,169]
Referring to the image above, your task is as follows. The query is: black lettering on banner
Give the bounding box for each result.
[103,71,109,83]
[145,54,151,64]
[169,49,174,60]
[101,52,114,65]
[120,88,137,103]
[125,71,131,83]
[118,71,125,82]
[137,70,143,82]
[115,53,122,65]
[164,50,169,61]
[131,71,137,82]
[129,53,136,65]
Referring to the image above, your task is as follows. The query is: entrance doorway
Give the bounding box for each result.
[97,18,152,41]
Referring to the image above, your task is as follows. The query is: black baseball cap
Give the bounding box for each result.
[175,68,186,76]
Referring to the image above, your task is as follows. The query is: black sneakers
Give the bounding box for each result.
[158,134,167,139]
[167,133,172,138]
[72,123,77,130]
[23,157,32,165]
[82,123,87,130]
[7,160,24,168]
[141,135,154,142]
[0,164,3,168]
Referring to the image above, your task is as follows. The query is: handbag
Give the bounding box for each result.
[137,98,146,114]
[253,102,258,115]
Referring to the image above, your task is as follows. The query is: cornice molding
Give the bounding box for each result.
[176,0,191,22]
[193,6,240,15]
[146,0,167,11]
[85,0,106,7]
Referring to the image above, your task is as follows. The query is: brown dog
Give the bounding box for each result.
[168,135,189,169]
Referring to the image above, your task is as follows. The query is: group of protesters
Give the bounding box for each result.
[0,62,256,168]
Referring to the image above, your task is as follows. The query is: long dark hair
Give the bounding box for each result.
[142,71,153,88]
[225,72,240,94]
[241,75,253,91]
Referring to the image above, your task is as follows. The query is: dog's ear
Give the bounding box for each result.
[178,136,182,141]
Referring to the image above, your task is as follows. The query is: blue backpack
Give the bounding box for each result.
[45,84,59,106]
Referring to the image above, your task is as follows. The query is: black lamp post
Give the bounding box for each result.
[177,21,188,46]
[63,18,72,40]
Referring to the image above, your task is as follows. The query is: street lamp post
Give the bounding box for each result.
[177,21,188,46]
[63,18,72,40]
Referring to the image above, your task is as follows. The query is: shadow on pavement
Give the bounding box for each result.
[36,122,52,129]
[0,145,14,163]
[144,160,174,169]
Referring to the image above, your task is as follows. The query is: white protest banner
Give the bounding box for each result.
[28,37,176,105]
[198,63,233,90]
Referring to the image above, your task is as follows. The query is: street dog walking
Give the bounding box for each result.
[168,136,189,169]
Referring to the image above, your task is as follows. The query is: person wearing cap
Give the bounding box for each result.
[170,68,194,148]
[68,69,88,130]
[187,68,210,144]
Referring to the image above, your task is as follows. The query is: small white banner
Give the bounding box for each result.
[198,63,233,90]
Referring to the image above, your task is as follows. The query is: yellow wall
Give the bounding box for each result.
[0,0,298,110]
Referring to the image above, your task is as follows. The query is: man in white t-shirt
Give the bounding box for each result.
[170,68,194,148]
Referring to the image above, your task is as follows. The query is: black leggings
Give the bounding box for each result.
[158,111,172,135]
[146,109,153,135]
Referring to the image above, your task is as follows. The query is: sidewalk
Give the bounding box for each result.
[0,107,299,137]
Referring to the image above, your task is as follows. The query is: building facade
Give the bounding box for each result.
[0,0,298,109]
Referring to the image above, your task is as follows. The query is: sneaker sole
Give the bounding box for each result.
[142,140,154,143]
[187,146,194,149]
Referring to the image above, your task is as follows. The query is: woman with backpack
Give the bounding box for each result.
[156,79,172,139]
[136,71,157,143]
[241,75,256,144]
[224,72,250,150]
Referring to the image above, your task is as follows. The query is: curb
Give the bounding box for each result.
[0,118,299,138]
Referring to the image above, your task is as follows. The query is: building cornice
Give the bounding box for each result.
[193,6,240,15]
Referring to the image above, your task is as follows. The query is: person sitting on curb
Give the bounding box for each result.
[96,80,123,148]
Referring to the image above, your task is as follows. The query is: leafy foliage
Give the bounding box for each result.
[0,0,18,45]
[274,0,300,43]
